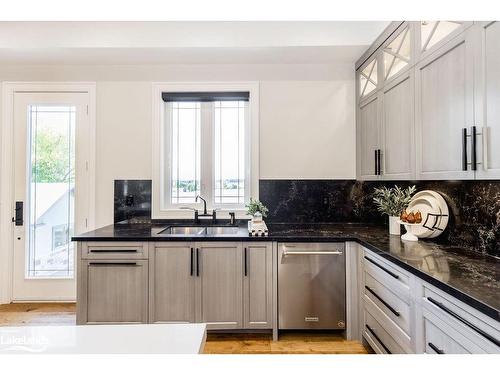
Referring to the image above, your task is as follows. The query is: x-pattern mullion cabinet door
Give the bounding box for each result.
[415,21,473,61]
[473,21,500,179]
[415,28,475,180]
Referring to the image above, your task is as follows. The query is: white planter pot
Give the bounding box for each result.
[389,216,401,235]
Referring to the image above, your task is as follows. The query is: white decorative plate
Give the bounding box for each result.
[412,190,449,238]
[406,195,440,238]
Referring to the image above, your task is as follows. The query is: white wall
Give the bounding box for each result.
[0,63,355,228]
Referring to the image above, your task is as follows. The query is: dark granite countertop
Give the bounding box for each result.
[72,222,500,323]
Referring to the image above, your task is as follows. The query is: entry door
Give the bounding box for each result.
[12,92,90,301]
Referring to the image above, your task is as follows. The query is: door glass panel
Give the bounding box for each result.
[27,105,75,278]
[383,27,411,80]
[421,21,462,52]
[359,59,378,98]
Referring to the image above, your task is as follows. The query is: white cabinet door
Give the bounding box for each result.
[415,30,475,180]
[474,21,500,179]
[243,243,273,329]
[358,94,381,180]
[149,243,196,323]
[380,71,414,180]
[196,242,243,329]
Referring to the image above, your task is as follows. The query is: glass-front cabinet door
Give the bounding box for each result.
[358,57,379,99]
[418,21,469,57]
[382,25,411,82]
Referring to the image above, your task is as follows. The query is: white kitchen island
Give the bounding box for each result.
[0,323,206,354]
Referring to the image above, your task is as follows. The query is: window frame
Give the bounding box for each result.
[152,82,259,219]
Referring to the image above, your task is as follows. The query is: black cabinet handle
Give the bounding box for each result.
[471,126,477,171]
[428,342,444,354]
[89,249,138,253]
[366,324,392,354]
[462,128,468,171]
[244,247,248,276]
[190,248,194,276]
[377,149,382,175]
[196,248,200,277]
[364,256,399,279]
[427,297,500,347]
[374,150,378,175]
[88,262,138,266]
[365,285,400,317]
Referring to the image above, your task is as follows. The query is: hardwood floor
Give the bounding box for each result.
[0,303,370,354]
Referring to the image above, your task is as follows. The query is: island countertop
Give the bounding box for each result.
[72,222,500,323]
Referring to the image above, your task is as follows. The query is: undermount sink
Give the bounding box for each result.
[159,225,239,235]
[159,226,205,235]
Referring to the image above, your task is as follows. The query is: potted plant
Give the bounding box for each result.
[373,185,416,235]
[245,198,269,221]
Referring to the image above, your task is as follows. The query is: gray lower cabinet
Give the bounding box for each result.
[149,242,196,323]
[147,241,273,330]
[78,259,149,324]
[197,242,243,329]
[243,243,273,329]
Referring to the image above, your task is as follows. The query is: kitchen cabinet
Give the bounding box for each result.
[243,243,273,329]
[197,242,243,329]
[416,21,472,60]
[474,21,500,179]
[78,259,148,324]
[380,71,414,180]
[149,243,196,323]
[360,245,500,354]
[357,94,381,180]
[415,29,475,179]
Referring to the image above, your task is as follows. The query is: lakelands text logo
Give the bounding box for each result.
[0,332,49,353]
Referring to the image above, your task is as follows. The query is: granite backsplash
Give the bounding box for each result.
[259,179,500,257]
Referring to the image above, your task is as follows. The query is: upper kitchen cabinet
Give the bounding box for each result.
[358,57,379,100]
[415,29,475,180]
[382,24,412,83]
[380,71,414,180]
[473,21,500,179]
[357,93,381,180]
[417,21,473,59]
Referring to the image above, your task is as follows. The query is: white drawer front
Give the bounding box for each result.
[364,271,411,336]
[423,309,484,354]
[423,284,500,353]
[363,250,410,301]
[364,309,406,354]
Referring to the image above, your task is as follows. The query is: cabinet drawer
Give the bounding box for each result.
[82,242,148,260]
[423,309,483,354]
[364,271,411,336]
[363,250,410,301]
[363,309,406,354]
[423,284,500,353]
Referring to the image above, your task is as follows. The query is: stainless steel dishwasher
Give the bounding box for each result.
[278,242,346,330]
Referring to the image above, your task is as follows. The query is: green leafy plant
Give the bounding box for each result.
[373,185,416,217]
[245,198,269,218]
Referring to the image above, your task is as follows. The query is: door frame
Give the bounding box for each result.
[0,82,96,303]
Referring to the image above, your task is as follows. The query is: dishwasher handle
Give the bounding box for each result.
[282,250,343,256]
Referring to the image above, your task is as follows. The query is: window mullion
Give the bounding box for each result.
[200,102,214,210]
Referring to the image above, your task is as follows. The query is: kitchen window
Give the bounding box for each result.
[152,83,259,218]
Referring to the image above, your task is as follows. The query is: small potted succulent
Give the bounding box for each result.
[373,185,416,235]
[245,198,269,222]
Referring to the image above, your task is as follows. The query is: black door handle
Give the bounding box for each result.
[364,256,400,279]
[244,247,248,276]
[366,324,392,354]
[374,150,378,175]
[190,248,194,276]
[13,201,23,226]
[196,248,200,277]
[377,149,382,175]
[471,126,477,171]
[462,128,468,171]
[365,285,400,317]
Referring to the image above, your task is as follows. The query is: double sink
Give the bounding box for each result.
[159,225,240,236]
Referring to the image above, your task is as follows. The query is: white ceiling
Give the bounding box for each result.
[0,21,390,65]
